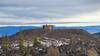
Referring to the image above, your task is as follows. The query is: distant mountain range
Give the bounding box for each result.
[0,26,100,37]
[0,26,39,36]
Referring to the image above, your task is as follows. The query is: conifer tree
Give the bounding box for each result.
[33,37,41,48]
[18,32,26,56]
[2,35,10,56]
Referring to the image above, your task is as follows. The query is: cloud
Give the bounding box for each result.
[0,0,100,26]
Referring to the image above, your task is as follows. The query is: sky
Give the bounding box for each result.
[0,0,100,27]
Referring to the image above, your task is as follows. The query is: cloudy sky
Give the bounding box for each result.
[0,0,100,26]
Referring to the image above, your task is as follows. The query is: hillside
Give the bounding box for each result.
[7,28,97,42]
[0,25,98,46]
[0,26,99,56]
[93,33,100,38]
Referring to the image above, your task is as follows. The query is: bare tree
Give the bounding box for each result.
[87,47,99,56]
[47,46,60,56]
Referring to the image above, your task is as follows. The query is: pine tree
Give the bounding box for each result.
[2,35,10,56]
[18,32,26,56]
[33,37,42,48]
[32,37,42,56]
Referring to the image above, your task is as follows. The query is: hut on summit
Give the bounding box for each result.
[43,24,54,32]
